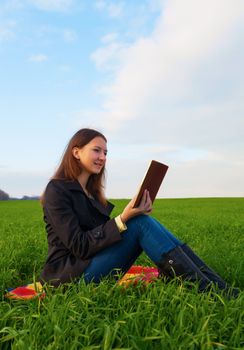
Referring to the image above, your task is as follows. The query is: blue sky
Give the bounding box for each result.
[1,0,244,199]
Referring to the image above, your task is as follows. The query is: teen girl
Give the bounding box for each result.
[40,128,238,297]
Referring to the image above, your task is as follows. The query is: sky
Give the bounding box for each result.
[0,0,244,199]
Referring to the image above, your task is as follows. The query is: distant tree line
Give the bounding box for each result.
[0,189,9,200]
[0,189,40,201]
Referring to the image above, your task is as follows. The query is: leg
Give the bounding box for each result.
[181,244,227,287]
[158,242,239,297]
[126,215,182,262]
[84,215,238,296]
[143,219,230,292]
[83,235,142,283]
[157,246,212,291]
[181,244,239,297]
[84,215,182,283]
[127,217,213,291]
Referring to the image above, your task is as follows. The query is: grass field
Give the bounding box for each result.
[0,198,243,349]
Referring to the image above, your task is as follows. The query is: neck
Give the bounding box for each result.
[77,172,90,192]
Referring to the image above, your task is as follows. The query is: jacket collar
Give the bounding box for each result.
[65,180,114,216]
[65,180,84,192]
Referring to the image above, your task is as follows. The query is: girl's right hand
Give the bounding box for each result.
[120,190,152,224]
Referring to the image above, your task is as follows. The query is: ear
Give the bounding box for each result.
[72,147,80,160]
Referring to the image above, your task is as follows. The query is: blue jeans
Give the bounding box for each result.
[83,215,182,283]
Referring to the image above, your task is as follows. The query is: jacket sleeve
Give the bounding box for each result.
[44,182,122,259]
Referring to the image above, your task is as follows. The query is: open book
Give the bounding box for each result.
[132,160,169,208]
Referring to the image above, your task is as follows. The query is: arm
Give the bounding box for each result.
[44,182,122,259]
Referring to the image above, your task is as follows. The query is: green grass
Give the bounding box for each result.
[0,198,243,349]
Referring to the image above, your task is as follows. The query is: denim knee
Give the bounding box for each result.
[127,215,161,238]
[128,215,152,226]
[128,215,181,245]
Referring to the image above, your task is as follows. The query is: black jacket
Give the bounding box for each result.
[40,179,122,286]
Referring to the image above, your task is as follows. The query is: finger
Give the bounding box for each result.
[144,208,152,215]
[144,191,152,208]
[143,191,152,210]
[139,190,147,207]
[146,191,151,203]
[145,204,152,213]
[147,190,152,204]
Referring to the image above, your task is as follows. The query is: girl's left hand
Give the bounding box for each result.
[120,190,152,223]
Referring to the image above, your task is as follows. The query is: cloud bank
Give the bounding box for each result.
[88,0,244,198]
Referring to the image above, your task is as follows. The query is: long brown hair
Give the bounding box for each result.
[42,128,107,206]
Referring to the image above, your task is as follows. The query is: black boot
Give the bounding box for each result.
[157,245,212,292]
[181,244,239,298]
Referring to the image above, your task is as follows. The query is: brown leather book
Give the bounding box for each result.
[132,160,169,208]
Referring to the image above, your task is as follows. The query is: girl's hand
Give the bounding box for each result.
[120,190,152,223]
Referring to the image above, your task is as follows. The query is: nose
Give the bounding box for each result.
[99,151,106,161]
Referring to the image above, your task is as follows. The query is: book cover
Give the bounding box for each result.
[132,160,169,208]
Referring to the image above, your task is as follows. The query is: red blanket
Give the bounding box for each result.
[5,266,159,300]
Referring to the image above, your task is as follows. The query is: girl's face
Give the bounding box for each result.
[73,136,107,176]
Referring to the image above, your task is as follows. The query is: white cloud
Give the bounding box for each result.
[86,0,244,197]
[91,41,126,71]
[29,53,48,62]
[91,31,126,71]
[89,0,244,140]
